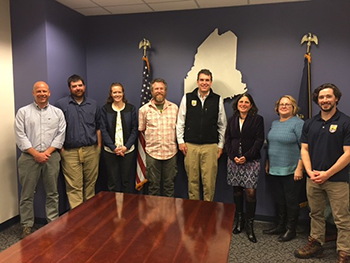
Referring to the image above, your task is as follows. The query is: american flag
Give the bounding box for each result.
[135,56,152,190]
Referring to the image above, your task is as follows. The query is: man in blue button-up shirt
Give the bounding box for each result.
[15,81,66,239]
[56,74,101,209]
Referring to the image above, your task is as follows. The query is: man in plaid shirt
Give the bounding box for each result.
[139,78,178,197]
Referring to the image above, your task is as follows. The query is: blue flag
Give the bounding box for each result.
[298,53,311,119]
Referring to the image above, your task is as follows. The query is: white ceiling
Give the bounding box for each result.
[55,0,307,16]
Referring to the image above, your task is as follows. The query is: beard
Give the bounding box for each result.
[320,102,335,112]
[154,94,165,104]
[72,90,85,98]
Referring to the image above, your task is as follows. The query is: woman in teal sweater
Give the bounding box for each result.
[264,95,304,242]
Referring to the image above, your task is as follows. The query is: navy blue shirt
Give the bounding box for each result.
[301,110,350,182]
[56,95,101,149]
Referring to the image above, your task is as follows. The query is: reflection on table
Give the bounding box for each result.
[0,192,235,263]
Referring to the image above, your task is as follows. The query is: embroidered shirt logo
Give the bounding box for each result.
[329,124,337,133]
[191,100,197,107]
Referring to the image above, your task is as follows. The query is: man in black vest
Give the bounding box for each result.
[176,69,227,201]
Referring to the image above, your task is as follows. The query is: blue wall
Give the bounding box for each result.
[10,0,86,218]
[10,0,350,219]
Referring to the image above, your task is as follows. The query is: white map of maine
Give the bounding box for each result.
[184,28,246,99]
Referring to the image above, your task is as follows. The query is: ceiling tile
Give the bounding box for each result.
[150,1,198,12]
[56,0,98,9]
[196,0,248,8]
[55,0,309,16]
[105,4,154,14]
[75,7,111,15]
[93,0,144,5]
[145,0,191,3]
[250,0,306,4]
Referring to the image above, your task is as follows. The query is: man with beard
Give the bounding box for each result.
[294,83,350,262]
[15,81,66,238]
[176,69,227,201]
[56,74,101,209]
[139,78,178,196]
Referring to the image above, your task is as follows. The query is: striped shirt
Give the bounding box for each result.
[139,99,178,160]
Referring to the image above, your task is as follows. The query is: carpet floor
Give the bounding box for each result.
[0,221,338,262]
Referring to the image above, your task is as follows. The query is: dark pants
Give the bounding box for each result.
[146,153,177,197]
[103,149,134,193]
[270,174,304,211]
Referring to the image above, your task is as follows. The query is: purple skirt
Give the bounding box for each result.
[227,158,260,189]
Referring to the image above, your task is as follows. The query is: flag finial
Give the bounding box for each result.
[301,33,318,53]
[139,38,151,57]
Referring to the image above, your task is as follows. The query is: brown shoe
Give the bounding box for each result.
[338,251,350,263]
[294,236,324,259]
[21,226,31,239]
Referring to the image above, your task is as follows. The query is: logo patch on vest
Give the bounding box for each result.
[191,100,197,107]
[329,124,337,133]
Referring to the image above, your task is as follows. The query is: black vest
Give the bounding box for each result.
[184,88,220,144]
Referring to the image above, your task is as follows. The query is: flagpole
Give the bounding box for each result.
[297,33,318,209]
[306,53,312,118]
[300,32,318,119]
[136,38,152,191]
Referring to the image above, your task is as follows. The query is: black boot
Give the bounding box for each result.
[278,207,299,242]
[245,201,257,243]
[232,195,244,234]
[263,204,286,235]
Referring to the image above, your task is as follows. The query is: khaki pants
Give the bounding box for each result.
[184,143,218,201]
[307,178,350,254]
[18,151,60,227]
[61,145,101,209]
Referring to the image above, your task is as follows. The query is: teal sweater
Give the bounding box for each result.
[267,116,304,176]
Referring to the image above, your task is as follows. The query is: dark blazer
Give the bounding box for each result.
[225,114,264,161]
[100,103,138,151]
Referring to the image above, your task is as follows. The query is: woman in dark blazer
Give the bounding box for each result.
[100,82,138,193]
[225,93,264,243]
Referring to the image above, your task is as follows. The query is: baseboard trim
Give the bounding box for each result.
[0,216,20,231]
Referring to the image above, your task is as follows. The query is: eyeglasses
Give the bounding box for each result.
[279,103,292,108]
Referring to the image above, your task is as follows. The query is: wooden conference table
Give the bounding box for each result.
[0,192,235,263]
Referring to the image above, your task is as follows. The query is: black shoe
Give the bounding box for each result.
[263,225,285,235]
[263,204,286,235]
[278,229,296,242]
[246,218,257,243]
[233,194,244,234]
[233,212,245,234]
[278,207,299,242]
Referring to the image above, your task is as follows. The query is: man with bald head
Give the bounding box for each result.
[15,81,66,239]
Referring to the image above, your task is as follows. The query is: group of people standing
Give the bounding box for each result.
[225,83,350,262]
[15,70,350,262]
[16,75,102,239]
[14,69,226,240]
[224,92,303,245]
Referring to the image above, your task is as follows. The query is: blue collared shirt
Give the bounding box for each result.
[56,95,101,148]
[15,102,66,152]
